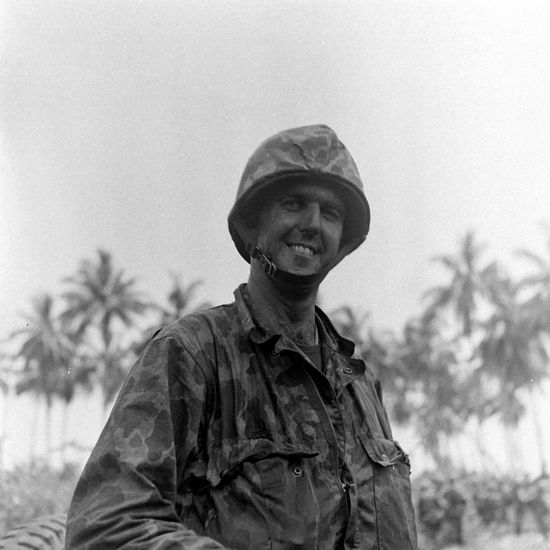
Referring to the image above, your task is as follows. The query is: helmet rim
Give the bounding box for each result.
[228,170,370,263]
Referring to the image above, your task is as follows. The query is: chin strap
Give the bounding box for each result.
[249,237,364,288]
[252,246,279,277]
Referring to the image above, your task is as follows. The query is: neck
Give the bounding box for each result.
[247,263,319,345]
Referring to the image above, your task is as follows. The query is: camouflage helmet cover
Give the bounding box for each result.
[228,124,370,263]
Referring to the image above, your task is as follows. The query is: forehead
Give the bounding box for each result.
[271,181,345,209]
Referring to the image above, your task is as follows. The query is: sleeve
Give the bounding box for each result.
[65,335,229,550]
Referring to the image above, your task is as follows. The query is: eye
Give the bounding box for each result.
[280,197,303,210]
[322,206,343,222]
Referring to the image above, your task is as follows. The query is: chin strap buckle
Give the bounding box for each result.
[251,246,278,277]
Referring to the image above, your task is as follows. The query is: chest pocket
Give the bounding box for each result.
[204,437,320,550]
[360,435,418,550]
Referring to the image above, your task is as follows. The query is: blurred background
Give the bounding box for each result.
[1,1,549,548]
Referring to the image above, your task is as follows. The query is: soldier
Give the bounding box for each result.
[528,476,549,540]
[512,474,550,539]
[65,125,418,549]
[513,474,532,535]
[417,478,445,550]
[442,477,467,545]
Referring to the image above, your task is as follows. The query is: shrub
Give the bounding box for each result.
[0,462,79,533]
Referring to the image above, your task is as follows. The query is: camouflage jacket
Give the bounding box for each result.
[66,285,417,549]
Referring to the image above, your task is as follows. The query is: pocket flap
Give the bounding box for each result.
[359,434,410,468]
[207,437,318,486]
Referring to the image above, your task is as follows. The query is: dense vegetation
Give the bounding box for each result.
[0,463,78,533]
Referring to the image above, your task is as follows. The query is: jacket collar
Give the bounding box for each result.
[233,283,356,357]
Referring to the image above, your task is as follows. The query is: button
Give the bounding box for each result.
[343,367,353,375]
[341,480,357,492]
[292,466,303,477]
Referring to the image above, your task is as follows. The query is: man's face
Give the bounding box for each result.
[254,181,345,276]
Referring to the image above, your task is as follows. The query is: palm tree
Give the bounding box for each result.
[11,294,75,462]
[516,223,550,337]
[160,274,210,324]
[514,227,550,474]
[331,305,407,414]
[419,232,506,467]
[478,264,549,474]
[0,347,15,469]
[135,274,211,356]
[396,316,466,468]
[62,249,151,411]
[331,305,469,467]
[55,349,95,463]
[424,231,495,338]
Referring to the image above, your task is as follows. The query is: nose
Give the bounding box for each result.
[299,203,321,235]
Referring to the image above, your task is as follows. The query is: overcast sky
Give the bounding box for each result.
[2,0,550,336]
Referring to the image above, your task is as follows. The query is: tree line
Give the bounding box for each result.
[1,229,549,474]
[333,228,550,475]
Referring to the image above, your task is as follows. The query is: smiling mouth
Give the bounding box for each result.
[288,244,316,256]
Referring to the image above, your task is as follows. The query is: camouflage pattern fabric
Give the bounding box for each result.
[66,285,417,549]
[228,124,370,264]
[239,124,364,200]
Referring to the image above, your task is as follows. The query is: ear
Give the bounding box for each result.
[234,215,259,253]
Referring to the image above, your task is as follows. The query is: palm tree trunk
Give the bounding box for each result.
[101,317,114,413]
[439,433,452,469]
[451,434,467,471]
[504,424,522,472]
[0,385,11,469]
[61,400,69,465]
[528,387,548,476]
[473,416,488,470]
[473,418,486,471]
[29,397,39,465]
[45,400,52,467]
[472,418,505,473]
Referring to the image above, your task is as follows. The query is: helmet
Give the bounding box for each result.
[228,124,370,266]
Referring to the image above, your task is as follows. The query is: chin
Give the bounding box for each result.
[275,251,322,275]
[284,262,319,276]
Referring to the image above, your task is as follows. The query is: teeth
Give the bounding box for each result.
[290,245,314,256]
